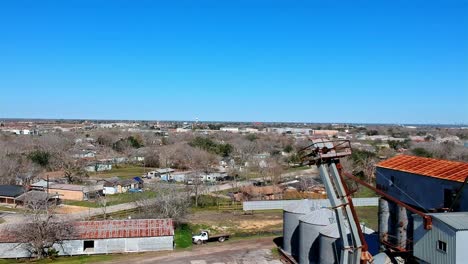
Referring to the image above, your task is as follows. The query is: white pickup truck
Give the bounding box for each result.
[192,230,230,245]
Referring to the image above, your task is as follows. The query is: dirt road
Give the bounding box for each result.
[102,237,281,264]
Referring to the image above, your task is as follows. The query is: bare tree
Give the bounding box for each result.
[135,183,189,224]
[188,148,218,207]
[55,154,89,183]
[11,196,75,259]
[361,157,376,183]
[266,159,285,185]
[96,193,108,220]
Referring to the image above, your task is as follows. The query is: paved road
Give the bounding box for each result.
[101,237,281,264]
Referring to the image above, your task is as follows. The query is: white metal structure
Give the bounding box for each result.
[302,139,371,264]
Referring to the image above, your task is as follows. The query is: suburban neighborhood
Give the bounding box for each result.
[0,0,467,263]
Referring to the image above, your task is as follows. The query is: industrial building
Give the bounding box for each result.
[413,212,468,264]
[283,200,380,264]
[282,139,468,263]
[0,219,174,258]
[376,155,468,211]
[375,155,468,263]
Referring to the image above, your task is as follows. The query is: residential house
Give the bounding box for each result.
[29,179,49,191]
[166,171,189,183]
[84,161,112,172]
[102,177,143,195]
[72,150,96,159]
[237,185,284,201]
[145,168,175,179]
[0,185,25,205]
[48,183,104,201]
[15,191,60,207]
[202,172,228,183]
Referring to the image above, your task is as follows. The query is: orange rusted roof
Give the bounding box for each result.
[0,219,174,243]
[75,219,174,239]
[377,155,468,183]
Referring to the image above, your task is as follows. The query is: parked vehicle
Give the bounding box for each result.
[192,230,230,245]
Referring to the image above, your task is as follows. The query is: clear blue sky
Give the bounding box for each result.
[0,1,467,124]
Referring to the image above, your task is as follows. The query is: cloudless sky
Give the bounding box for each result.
[0,0,467,124]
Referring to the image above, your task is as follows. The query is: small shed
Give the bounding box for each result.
[103,178,140,194]
[413,212,468,264]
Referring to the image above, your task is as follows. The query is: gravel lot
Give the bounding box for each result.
[102,237,282,264]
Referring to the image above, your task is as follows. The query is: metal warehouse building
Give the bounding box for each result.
[376,155,468,211]
[0,219,174,258]
[413,212,468,264]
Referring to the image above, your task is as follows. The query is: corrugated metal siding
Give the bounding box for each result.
[456,232,468,263]
[243,198,378,211]
[76,219,174,239]
[377,155,468,182]
[0,237,173,258]
[0,243,30,258]
[413,215,457,264]
[57,240,83,255]
[376,168,468,211]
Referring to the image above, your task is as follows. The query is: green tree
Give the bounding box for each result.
[28,150,51,168]
[217,143,233,157]
[189,136,232,157]
[127,136,143,148]
[412,148,433,158]
[283,145,293,153]
[245,134,258,142]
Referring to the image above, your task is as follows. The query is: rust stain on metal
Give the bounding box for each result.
[377,155,468,183]
[75,219,174,239]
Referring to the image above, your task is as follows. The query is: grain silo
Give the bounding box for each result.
[318,223,344,264]
[283,200,318,258]
[318,222,379,264]
[298,208,336,264]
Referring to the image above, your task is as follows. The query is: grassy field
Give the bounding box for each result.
[285,166,310,173]
[63,191,157,208]
[0,206,23,213]
[90,165,157,179]
[355,206,378,230]
[0,255,116,264]
[174,224,193,249]
[352,186,376,198]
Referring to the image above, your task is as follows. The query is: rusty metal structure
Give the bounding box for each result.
[343,173,433,231]
[0,219,175,258]
[301,139,372,264]
[75,219,174,239]
[377,155,468,183]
